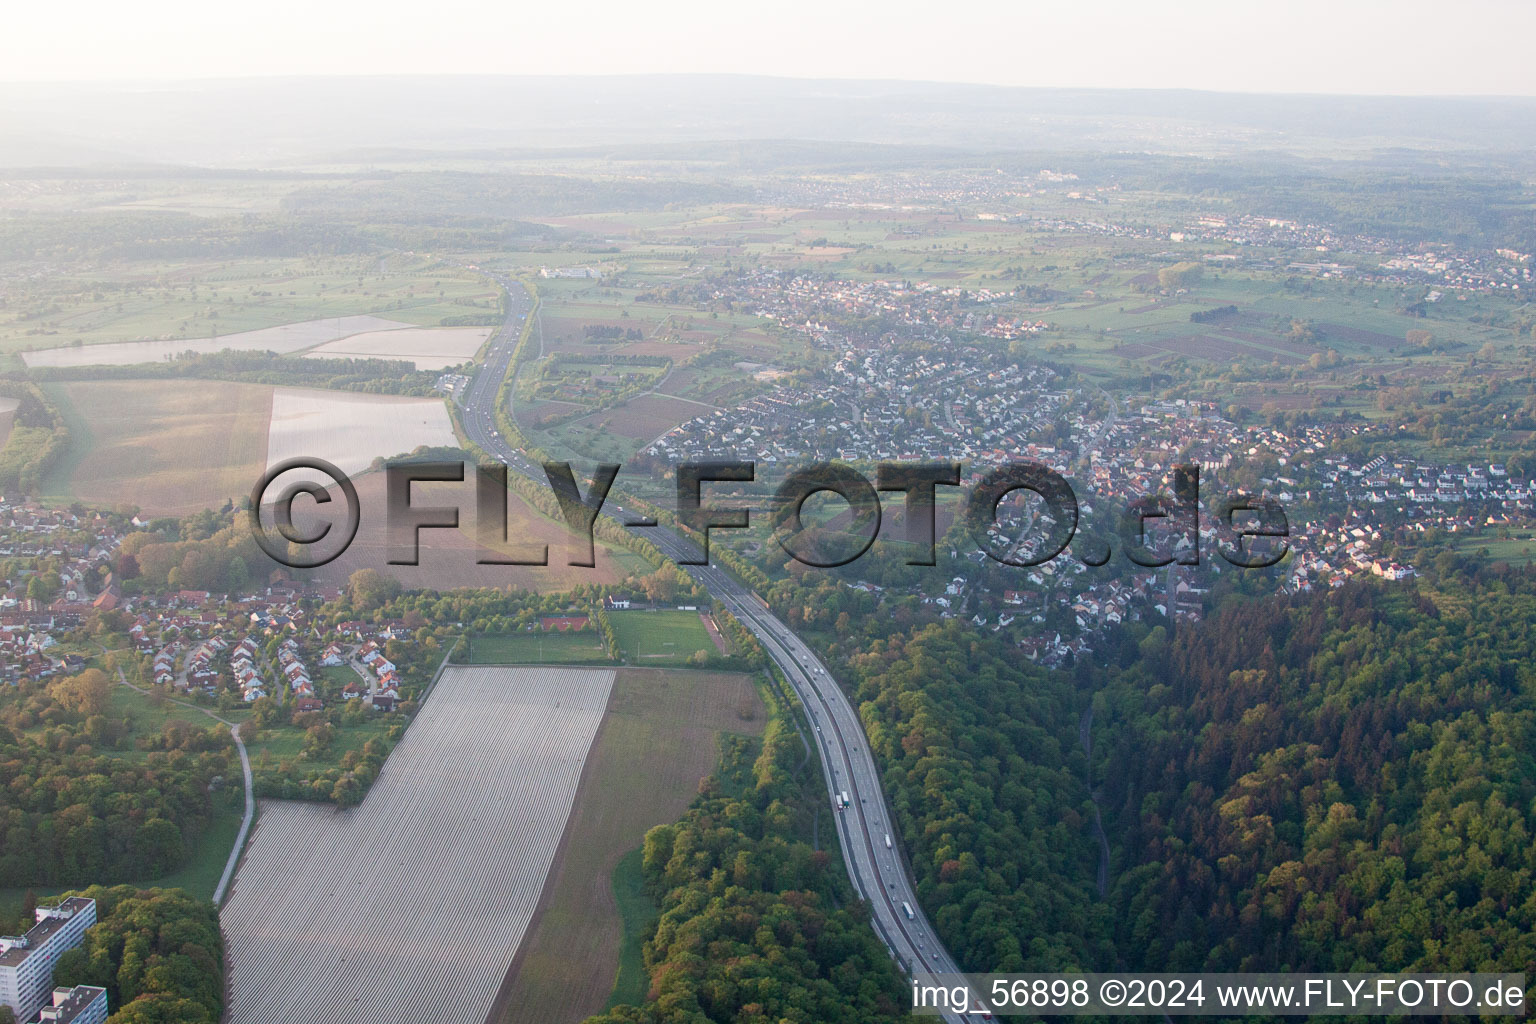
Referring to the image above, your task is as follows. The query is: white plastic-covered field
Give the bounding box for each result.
[264,387,458,481]
[222,666,616,1024]
[303,326,492,370]
[21,314,414,367]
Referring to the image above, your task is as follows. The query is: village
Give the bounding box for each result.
[0,500,417,711]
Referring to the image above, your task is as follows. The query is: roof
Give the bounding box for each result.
[43,985,107,1022]
[0,897,94,967]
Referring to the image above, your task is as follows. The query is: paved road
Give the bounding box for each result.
[216,722,256,905]
[458,274,976,1021]
[111,663,254,905]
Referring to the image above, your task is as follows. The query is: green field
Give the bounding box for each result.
[608,609,718,665]
[1454,534,1536,566]
[244,714,396,769]
[463,630,613,665]
[495,668,765,1024]
[0,253,499,368]
[603,847,654,1011]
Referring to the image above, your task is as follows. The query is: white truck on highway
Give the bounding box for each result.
[902,901,915,919]
[885,833,892,849]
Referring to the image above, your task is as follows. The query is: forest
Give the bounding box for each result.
[25,349,444,396]
[585,717,907,1023]
[1098,568,1536,975]
[783,560,1536,985]
[51,884,224,1024]
[0,673,230,886]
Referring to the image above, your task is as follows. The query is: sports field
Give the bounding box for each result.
[493,668,764,1024]
[465,631,612,665]
[608,609,719,664]
[222,666,616,1024]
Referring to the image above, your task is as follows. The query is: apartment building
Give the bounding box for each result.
[0,898,97,1023]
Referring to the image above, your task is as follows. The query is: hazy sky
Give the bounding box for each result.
[8,0,1535,95]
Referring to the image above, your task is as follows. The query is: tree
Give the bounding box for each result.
[48,668,114,716]
[346,568,400,610]
[302,723,334,759]
[26,573,56,603]
[1158,262,1204,291]
[18,889,36,932]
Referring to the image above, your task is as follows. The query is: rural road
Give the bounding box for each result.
[110,662,255,905]
[459,275,975,1022]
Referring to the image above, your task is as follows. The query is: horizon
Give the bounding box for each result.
[7,0,1536,96]
[5,72,1536,102]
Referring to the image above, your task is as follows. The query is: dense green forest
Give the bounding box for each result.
[51,885,223,1024]
[0,675,230,886]
[846,622,1109,970]
[1099,571,1536,975]
[585,717,907,1024]
[785,563,1536,986]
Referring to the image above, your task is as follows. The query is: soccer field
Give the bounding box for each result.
[608,609,718,664]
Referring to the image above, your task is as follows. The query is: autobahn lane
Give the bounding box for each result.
[456,279,973,1022]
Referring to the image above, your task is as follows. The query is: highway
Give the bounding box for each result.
[457,275,975,1022]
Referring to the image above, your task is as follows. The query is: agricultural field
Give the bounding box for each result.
[43,378,272,514]
[520,274,798,463]
[292,471,631,593]
[264,387,458,479]
[608,609,721,664]
[494,668,765,1024]
[303,325,493,370]
[21,313,414,368]
[42,380,461,515]
[0,253,500,369]
[222,666,617,1024]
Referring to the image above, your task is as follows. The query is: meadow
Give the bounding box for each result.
[494,668,765,1024]
[0,253,500,369]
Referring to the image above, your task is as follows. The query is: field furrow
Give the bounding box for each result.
[221,666,616,1024]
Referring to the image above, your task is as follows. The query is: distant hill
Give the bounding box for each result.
[3,75,1536,168]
